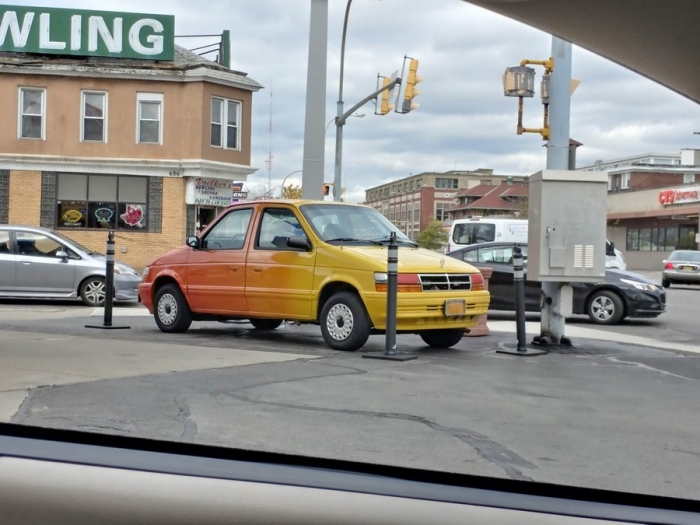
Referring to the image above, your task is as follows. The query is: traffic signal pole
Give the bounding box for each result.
[538,36,573,345]
[333,77,401,201]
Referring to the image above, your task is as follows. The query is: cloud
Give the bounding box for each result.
[8,0,700,203]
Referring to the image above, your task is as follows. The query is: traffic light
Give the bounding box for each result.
[379,77,394,115]
[323,183,332,197]
[402,58,422,113]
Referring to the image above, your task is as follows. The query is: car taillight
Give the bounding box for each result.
[664,262,674,270]
[374,273,422,292]
[471,272,485,291]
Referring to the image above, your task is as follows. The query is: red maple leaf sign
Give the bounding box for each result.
[120,204,144,228]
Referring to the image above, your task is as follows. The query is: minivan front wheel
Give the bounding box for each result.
[320,292,371,351]
[154,284,192,333]
[80,277,106,306]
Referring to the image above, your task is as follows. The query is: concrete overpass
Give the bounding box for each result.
[464,0,700,104]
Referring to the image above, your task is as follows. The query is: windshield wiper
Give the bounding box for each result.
[370,237,419,248]
[326,238,384,246]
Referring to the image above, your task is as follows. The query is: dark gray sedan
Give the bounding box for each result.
[448,242,666,325]
[662,250,700,288]
[0,225,141,306]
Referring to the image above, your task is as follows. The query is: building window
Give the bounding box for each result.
[683,173,695,184]
[416,179,422,188]
[56,174,148,230]
[608,175,613,191]
[211,97,241,149]
[435,202,449,221]
[620,173,630,189]
[436,178,458,189]
[136,93,163,144]
[19,87,45,139]
[81,91,107,142]
[626,226,696,251]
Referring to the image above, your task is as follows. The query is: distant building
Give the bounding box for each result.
[447,181,528,220]
[579,150,700,269]
[364,169,526,239]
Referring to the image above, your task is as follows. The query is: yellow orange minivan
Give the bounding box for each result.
[139,200,490,351]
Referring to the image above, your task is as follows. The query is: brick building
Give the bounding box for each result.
[0,6,261,269]
[447,181,528,220]
[363,170,526,239]
[578,150,700,269]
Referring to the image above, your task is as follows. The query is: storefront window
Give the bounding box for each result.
[664,227,679,251]
[56,174,148,230]
[639,228,652,251]
[679,226,697,250]
[626,228,639,251]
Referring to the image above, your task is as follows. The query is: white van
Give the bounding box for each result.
[447,217,626,270]
[447,217,528,253]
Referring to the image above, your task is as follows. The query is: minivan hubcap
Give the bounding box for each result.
[326,304,354,341]
[591,296,614,321]
[158,294,178,325]
[85,281,106,305]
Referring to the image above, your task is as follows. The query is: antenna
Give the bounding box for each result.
[264,84,273,195]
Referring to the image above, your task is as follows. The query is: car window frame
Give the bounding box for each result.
[253,206,310,252]
[200,207,254,251]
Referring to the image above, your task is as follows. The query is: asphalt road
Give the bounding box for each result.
[1,287,700,502]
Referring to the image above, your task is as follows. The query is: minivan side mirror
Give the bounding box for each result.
[186,236,200,249]
[287,235,311,251]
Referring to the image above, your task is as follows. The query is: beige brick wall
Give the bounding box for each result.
[61,177,187,271]
[8,170,42,225]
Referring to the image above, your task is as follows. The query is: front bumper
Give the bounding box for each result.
[114,274,142,301]
[362,290,491,331]
[138,282,154,313]
[624,289,666,318]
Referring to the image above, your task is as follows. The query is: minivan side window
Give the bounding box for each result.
[256,208,307,250]
[202,208,253,250]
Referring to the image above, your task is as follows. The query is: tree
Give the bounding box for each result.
[417,217,448,251]
[246,184,274,200]
[281,184,302,199]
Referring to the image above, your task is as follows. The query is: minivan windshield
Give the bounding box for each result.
[300,204,415,245]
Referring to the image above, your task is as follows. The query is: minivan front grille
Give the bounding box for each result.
[418,273,472,291]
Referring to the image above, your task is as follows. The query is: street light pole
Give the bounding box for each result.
[333,0,353,202]
[280,169,303,197]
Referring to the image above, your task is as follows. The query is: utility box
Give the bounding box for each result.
[528,170,608,282]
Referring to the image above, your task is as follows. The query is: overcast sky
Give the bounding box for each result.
[10,0,700,202]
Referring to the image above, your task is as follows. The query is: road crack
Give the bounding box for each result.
[173,394,198,443]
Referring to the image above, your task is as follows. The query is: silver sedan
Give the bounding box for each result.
[0,225,141,306]
[662,249,700,288]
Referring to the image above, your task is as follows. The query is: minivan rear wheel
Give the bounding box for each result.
[154,284,192,333]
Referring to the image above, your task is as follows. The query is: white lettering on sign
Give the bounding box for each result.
[0,11,33,47]
[128,18,164,55]
[39,13,65,50]
[70,15,81,50]
[88,16,122,53]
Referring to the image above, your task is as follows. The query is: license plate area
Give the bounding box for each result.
[680,265,695,271]
[444,299,466,316]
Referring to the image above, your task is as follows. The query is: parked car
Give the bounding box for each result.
[447,242,666,325]
[0,225,141,306]
[139,200,490,351]
[661,249,700,287]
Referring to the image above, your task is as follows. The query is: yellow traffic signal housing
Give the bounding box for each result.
[379,77,395,115]
[402,58,422,113]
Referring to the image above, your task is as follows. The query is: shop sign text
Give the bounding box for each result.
[658,186,700,205]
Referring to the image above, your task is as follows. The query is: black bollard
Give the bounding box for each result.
[513,244,527,351]
[385,231,398,355]
[496,243,546,356]
[85,230,130,330]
